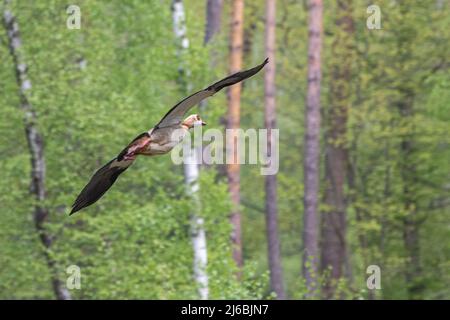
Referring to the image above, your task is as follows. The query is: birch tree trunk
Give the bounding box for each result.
[2,2,71,300]
[184,151,208,300]
[227,0,244,272]
[320,0,354,299]
[264,0,285,300]
[171,0,208,300]
[302,0,323,297]
[435,0,444,10]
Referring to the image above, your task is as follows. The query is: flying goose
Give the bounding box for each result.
[70,58,268,215]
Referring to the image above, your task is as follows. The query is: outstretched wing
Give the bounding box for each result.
[154,58,269,130]
[70,132,151,215]
[70,158,132,215]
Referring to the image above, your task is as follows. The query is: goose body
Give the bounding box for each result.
[141,125,189,156]
[70,59,268,215]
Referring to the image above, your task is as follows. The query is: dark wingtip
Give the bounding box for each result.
[208,58,269,92]
[69,199,85,215]
[69,206,79,216]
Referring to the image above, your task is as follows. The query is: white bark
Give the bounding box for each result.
[436,0,444,10]
[184,150,208,300]
[3,2,71,300]
[171,0,209,300]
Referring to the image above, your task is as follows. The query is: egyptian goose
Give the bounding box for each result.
[70,58,268,215]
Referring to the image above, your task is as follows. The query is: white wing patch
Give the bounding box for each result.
[110,158,133,169]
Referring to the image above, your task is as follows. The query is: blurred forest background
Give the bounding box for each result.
[0,0,449,300]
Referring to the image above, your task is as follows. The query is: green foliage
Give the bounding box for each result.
[0,0,266,299]
[0,0,448,300]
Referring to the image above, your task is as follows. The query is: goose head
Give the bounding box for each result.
[181,114,206,129]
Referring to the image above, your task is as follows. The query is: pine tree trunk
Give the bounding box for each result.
[171,0,208,299]
[320,0,354,299]
[227,0,244,271]
[395,2,424,299]
[398,99,423,299]
[302,0,323,297]
[204,0,223,45]
[3,3,71,300]
[200,0,223,113]
[264,0,285,300]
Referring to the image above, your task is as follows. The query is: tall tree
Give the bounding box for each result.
[399,96,423,300]
[320,0,354,299]
[200,0,223,108]
[171,0,208,299]
[264,0,285,299]
[204,0,223,45]
[2,2,71,300]
[227,0,244,271]
[395,18,423,299]
[302,0,323,297]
